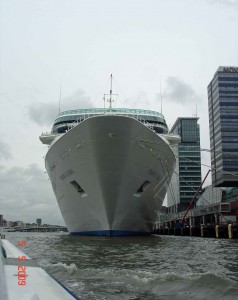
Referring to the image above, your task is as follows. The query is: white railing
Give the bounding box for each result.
[52,114,168,134]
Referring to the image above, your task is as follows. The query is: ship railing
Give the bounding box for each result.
[53,113,167,134]
[58,108,163,117]
[41,132,56,136]
[52,122,80,132]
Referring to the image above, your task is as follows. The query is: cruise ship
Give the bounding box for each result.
[40,85,179,236]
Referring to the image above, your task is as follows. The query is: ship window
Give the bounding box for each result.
[70,180,88,198]
[154,126,164,134]
[133,180,150,197]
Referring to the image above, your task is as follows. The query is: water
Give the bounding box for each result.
[5,232,238,299]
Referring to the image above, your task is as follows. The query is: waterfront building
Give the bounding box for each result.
[16,221,24,227]
[196,185,223,207]
[36,218,42,226]
[196,185,238,223]
[208,66,238,187]
[167,117,202,212]
[0,215,3,227]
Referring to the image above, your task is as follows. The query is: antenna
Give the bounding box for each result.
[160,80,163,114]
[59,80,62,115]
[192,104,198,118]
[104,74,118,112]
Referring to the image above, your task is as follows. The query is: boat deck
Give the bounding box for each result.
[0,235,79,300]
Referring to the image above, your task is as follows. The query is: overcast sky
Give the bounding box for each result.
[0,0,238,225]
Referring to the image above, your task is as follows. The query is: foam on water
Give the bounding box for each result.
[50,262,78,274]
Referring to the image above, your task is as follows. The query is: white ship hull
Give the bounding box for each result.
[45,115,176,236]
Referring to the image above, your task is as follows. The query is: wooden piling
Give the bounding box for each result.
[228,224,233,239]
[201,225,204,237]
[215,225,219,238]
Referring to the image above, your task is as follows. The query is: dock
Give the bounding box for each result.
[154,223,238,239]
[155,202,238,239]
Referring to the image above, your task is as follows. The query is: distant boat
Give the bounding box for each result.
[40,76,179,236]
[0,228,16,232]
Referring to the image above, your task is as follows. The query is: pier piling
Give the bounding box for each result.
[156,223,238,239]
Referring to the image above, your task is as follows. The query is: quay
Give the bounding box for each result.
[154,223,238,239]
[155,202,238,239]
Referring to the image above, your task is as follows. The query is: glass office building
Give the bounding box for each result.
[208,66,238,187]
[167,118,202,212]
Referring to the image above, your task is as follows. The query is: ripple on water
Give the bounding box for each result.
[5,232,238,300]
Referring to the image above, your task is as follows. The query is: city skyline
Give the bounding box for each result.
[0,213,61,227]
[0,0,238,224]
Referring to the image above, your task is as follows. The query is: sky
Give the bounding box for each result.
[0,0,238,225]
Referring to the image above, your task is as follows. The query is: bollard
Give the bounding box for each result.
[228,224,233,239]
[190,226,193,236]
[215,225,219,238]
[201,225,204,237]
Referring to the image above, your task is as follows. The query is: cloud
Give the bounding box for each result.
[128,91,152,109]
[208,0,238,8]
[116,90,155,110]
[60,89,93,111]
[0,164,64,225]
[0,140,12,160]
[28,89,93,126]
[28,102,58,126]
[162,76,200,104]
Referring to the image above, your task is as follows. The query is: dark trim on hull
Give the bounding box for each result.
[70,230,152,237]
[49,274,80,299]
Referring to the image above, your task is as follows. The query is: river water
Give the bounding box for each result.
[5,232,238,300]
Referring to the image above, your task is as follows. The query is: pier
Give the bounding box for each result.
[155,223,238,239]
[155,202,238,239]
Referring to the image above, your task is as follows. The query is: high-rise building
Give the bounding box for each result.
[208,66,238,187]
[167,117,202,212]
